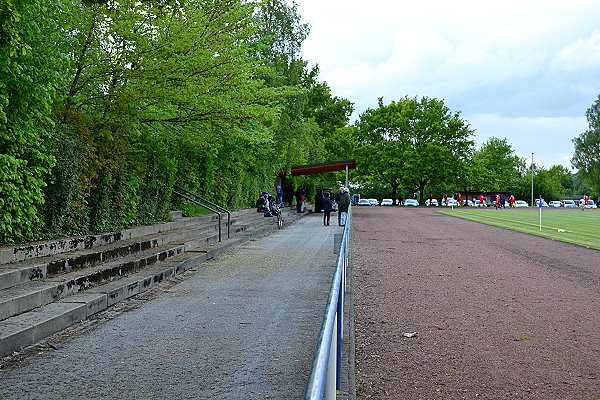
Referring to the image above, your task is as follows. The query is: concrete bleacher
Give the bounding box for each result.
[0,207,307,357]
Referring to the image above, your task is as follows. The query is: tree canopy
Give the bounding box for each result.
[572,95,600,195]
[463,137,524,193]
[0,0,354,244]
[355,96,474,204]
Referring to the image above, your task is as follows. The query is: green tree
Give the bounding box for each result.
[47,0,289,233]
[572,95,600,194]
[465,137,524,192]
[255,0,354,193]
[356,96,474,205]
[532,165,572,201]
[0,0,72,242]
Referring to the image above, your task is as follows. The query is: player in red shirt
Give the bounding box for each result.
[582,194,589,210]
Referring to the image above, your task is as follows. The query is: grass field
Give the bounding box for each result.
[437,207,600,250]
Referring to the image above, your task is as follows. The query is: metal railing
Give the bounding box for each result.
[172,185,231,242]
[304,206,351,399]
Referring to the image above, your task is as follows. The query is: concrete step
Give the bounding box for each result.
[0,223,218,291]
[0,207,309,357]
[0,214,217,265]
[0,240,192,321]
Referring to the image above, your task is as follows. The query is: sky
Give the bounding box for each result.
[294,0,600,169]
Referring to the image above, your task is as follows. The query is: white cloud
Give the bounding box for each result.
[467,114,587,169]
[551,31,600,70]
[295,0,600,168]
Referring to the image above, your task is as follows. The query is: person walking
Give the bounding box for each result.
[339,188,351,226]
[322,192,333,226]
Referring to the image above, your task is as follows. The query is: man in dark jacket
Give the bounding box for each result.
[338,188,351,226]
[322,192,333,225]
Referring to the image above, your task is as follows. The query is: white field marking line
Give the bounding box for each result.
[450,209,600,240]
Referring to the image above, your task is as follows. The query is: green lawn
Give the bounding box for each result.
[437,207,600,250]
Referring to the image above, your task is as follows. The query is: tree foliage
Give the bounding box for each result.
[572,95,600,194]
[1,0,355,244]
[465,137,524,192]
[0,0,72,242]
[356,96,474,204]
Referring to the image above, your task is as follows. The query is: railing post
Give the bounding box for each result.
[218,213,222,242]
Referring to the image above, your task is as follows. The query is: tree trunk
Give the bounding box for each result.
[391,184,398,205]
[418,180,428,206]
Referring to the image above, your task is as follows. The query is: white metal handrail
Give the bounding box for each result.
[304,206,351,399]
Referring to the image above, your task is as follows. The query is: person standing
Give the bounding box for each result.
[285,183,294,207]
[335,187,344,225]
[479,194,485,208]
[295,186,305,213]
[274,183,283,207]
[443,193,448,206]
[322,192,333,226]
[298,190,306,213]
[339,188,351,226]
[582,194,589,210]
[509,194,515,208]
[429,192,433,206]
[315,189,324,213]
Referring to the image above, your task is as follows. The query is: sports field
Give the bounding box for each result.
[438,207,600,250]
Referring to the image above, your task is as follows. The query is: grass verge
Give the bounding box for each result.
[437,207,600,250]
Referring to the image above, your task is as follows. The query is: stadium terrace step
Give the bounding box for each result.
[0,214,217,265]
[0,207,307,357]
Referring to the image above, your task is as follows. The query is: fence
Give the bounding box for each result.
[304,207,351,399]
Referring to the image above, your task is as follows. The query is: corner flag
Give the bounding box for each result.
[539,195,543,231]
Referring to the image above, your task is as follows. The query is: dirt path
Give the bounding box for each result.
[353,207,600,400]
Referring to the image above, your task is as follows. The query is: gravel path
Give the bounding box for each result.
[353,207,600,400]
[0,214,342,400]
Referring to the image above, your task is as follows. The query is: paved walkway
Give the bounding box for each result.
[0,214,346,399]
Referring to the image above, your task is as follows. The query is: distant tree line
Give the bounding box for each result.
[353,97,598,205]
[2,0,598,244]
